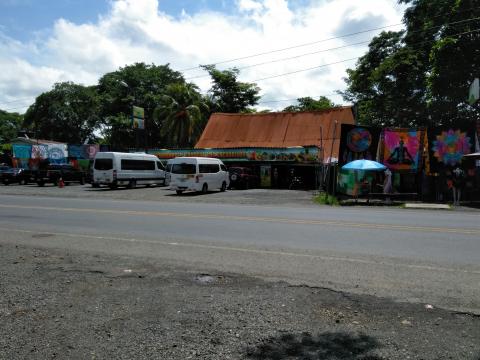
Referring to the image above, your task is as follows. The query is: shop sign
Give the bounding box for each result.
[149,146,321,163]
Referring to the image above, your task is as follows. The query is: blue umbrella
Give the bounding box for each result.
[342,159,386,171]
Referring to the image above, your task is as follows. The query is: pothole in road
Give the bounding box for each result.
[32,233,55,239]
[194,274,225,285]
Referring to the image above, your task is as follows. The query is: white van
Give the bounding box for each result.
[169,157,229,195]
[93,152,165,189]
[164,159,173,186]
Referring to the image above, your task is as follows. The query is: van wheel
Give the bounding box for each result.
[92,183,99,188]
[202,183,208,194]
[128,180,136,189]
[80,177,85,185]
[220,181,227,192]
[37,181,44,187]
[109,183,117,190]
[176,190,183,195]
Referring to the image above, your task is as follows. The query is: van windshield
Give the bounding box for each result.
[94,159,113,170]
[172,163,196,174]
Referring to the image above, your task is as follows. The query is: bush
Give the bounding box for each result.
[314,192,339,206]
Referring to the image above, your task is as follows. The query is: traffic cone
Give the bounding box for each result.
[59,178,65,188]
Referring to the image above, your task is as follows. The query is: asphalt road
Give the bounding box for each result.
[1,192,479,314]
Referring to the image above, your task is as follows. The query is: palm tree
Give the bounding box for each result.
[153,83,208,148]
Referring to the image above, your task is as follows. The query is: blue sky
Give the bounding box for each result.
[0,0,111,41]
[0,0,406,113]
[0,0,233,41]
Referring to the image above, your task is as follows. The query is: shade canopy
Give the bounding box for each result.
[342,159,387,171]
[463,152,480,159]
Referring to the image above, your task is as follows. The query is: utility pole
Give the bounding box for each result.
[326,120,338,195]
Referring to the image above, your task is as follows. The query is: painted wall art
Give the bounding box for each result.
[381,128,424,172]
[432,129,472,166]
[338,125,380,166]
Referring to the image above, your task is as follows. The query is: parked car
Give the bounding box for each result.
[2,167,34,185]
[228,166,259,189]
[0,165,11,177]
[169,157,229,195]
[164,159,173,186]
[92,152,165,189]
[36,164,86,186]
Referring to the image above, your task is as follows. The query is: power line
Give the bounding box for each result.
[184,15,480,81]
[0,97,34,105]
[253,57,358,82]
[179,23,403,73]
[178,8,480,73]
[258,92,340,104]
[250,27,480,83]
[1,104,30,112]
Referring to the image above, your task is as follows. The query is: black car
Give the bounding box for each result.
[36,164,86,186]
[228,167,260,189]
[2,167,34,185]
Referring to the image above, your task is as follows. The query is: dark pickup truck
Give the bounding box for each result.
[1,167,34,185]
[36,164,86,186]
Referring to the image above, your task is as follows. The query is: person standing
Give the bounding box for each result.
[383,168,393,204]
[451,167,465,206]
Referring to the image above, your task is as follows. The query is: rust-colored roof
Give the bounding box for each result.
[195,107,355,160]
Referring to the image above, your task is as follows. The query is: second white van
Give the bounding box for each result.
[169,157,229,195]
[93,152,165,189]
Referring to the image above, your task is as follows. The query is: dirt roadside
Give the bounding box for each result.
[0,183,318,207]
[1,242,479,360]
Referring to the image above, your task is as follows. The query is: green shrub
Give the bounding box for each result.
[314,193,339,206]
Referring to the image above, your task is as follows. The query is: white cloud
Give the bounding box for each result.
[0,0,406,113]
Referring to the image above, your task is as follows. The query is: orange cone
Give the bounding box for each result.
[59,178,64,188]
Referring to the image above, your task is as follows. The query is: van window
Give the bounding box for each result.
[156,161,165,170]
[166,164,172,172]
[94,158,113,170]
[172,163,196,174]
[220,164,227,171]
[199,164,219,173]
[121,159,155,171]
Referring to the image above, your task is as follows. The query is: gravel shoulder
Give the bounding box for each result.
[0,183,317,207]
[1,243,479,360]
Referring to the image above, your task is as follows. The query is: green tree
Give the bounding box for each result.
[153,83,208,148]
[23,82,101,143]
[342,0,480,128]
[283,96,337,112]
[98,63,185,149]
[0,110,23,143]
[201,65,260,113]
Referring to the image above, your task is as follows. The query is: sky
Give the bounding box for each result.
[0,0,407,113]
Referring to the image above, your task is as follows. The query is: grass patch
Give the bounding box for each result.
[314,193,339,206]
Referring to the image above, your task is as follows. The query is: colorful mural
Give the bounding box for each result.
[149,146,321,163]
[338,125,380,166]
[381,128,424,172]
[67,144,99,160]
[31,144,48,159]
[337,169,375,196]
[10,143,98,170]
[47,144,68,164]
[432,129,472,166]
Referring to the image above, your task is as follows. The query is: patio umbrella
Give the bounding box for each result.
[463,152,480,159]
[342,159,387,171]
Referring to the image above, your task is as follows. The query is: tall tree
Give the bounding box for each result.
[98,62,185,149]
[342,0,480,128]
[0,110,23,143]
[201,65,260,113]
[283,96,337,112]
[153,83,208,148]
[23,82,101,143]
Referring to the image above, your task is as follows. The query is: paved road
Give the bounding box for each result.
[1,193,479,313]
